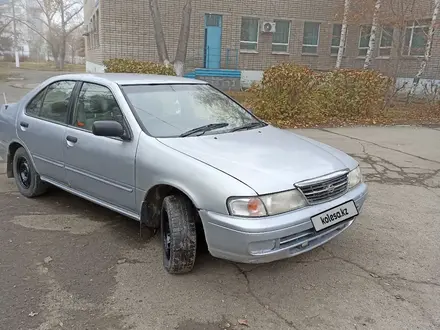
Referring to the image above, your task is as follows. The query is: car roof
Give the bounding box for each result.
[48,73,207,86]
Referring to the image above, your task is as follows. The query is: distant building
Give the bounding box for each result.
[84,0,440,89]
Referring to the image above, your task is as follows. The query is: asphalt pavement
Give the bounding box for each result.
[0,71,439,330]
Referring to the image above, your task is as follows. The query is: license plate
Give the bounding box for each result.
[311,200,358,232]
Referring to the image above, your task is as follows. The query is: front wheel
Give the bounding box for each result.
[13,147,48,198]
[161,195,197,274]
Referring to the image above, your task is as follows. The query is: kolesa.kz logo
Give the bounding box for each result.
[320,207,349,225]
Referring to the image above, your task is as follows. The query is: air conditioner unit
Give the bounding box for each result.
[261,21,276,33]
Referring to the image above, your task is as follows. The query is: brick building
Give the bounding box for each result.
[84,0,440,88]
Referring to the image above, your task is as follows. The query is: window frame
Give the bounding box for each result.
[272,20,291,53]
[24,80,79,126]
[69,81,132,141]
[331,23,346,56]
[378,26,394,58]
[240,17,260,52]
[403,20,431,57]
[358,25,372,57]
[302,21,321,54]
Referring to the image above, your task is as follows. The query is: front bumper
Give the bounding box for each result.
[199,183,368,264]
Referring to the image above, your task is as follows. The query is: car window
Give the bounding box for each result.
[25,88,46,116]
[73,82,125,132]
[39,81,76,124]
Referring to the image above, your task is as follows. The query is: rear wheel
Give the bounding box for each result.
[13,147,48,198]
[161,195,197,274]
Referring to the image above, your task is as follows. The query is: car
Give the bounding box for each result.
[0,73,368,274]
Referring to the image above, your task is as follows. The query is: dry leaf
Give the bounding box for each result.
[238,319,249,326]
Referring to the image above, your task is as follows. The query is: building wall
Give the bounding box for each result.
[84,0,103,67]
[85,0,440,80]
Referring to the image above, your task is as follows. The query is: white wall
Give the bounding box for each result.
[240,70,264,89]
[86,61,105,73]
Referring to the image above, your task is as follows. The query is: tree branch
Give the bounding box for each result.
[64,6,83,26]
[2,14,53,46]
[66,21,83,36]
[0,19,13,34]
[149,0,170,64]
[174,0,192,64]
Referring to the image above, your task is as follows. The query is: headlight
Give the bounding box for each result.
[347,166,362,189]
[227,189,307,217]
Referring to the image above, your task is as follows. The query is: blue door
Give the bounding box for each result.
[204,14,222,69]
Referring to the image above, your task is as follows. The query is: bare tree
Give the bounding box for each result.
[336,0,350,68]
[364,0,383,69]
[149,0,192,76]
[66,27,84,63]
[408,0,440,97]
[5,0,83,69]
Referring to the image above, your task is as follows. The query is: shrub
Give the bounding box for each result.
[246,62,322,127]
[246,62,393,127]
[103,58,176,76]
[318,69,393,119]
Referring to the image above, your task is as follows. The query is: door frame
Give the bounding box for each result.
[204,13,223,69]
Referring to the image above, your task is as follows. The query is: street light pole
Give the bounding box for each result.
[11,0,20,68]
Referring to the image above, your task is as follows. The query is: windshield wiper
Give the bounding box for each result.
[229,122,266,132]
[179,123,229,137]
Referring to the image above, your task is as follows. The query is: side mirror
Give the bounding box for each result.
[92,120,127,139]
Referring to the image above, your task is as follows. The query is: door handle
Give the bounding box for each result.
[66,135,78,143]
[20,121,29,128]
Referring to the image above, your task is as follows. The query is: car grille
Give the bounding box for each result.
[296,172,348,204]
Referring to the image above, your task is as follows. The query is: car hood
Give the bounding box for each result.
[157,126,358,195]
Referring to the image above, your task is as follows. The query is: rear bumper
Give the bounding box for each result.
[199,183,368,264]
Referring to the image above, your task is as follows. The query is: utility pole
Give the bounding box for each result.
[11,0,20,68]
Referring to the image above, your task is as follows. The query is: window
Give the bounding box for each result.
[358,25,372,56]
[206,14,221,27]
[26,89,46,116]
[272,20,290,53]
[403,20,431,56]
[95,9,100,47]
[302,22,320,54]
[39,81,76,123]
[331,24,346,55]
[379,26,394,57]
[240,17,259,51]
[88,10,100,49]
[121,84,260,138]
[73,83,124,131]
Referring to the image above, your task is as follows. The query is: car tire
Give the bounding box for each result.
[13,147,48,198]
[161,194,197,274]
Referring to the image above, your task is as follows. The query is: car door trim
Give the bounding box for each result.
[33,154,64,168]
[40,176,140,221]
[65,165,134,193]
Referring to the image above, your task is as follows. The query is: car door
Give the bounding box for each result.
[16,80,77,184]
[64,81,137,213]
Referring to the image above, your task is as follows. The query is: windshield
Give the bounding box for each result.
[120,84,263,137]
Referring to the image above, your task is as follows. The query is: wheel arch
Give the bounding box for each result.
[141,183,201,229]
[6,140,27,178]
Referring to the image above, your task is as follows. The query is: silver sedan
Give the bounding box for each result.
[0,73,368,274]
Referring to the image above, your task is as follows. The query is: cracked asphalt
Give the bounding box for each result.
[1,72,439,330]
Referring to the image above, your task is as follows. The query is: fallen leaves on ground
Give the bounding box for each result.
[227,91,440,129]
